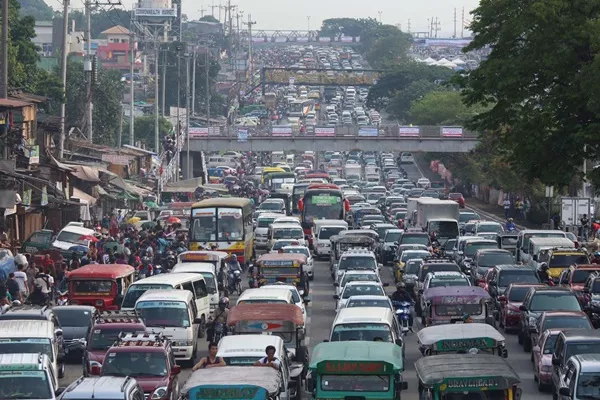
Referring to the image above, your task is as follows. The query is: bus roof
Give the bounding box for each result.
[67,264,135,279]
[310,341,403,372]
[307,183,340,191]
[192,197,251,208]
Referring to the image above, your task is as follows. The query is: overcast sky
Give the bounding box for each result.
[43,0,479,36]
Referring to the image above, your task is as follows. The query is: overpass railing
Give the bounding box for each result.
[188,125,478,139]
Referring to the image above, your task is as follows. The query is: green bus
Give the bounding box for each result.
[308,341,407,399]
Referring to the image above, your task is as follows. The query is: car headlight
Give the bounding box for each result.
[89,360,101,368]
[151,386,168,400]
[176,340,193,347]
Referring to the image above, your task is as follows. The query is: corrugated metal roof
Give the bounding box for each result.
[0,98,32,108]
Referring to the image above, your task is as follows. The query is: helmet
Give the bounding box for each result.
[594,251,600,257]
[218,297,229,307]
[540,262,549,271]
[230,254,237,261]
[508,218,513,222]
[396,282,405,289]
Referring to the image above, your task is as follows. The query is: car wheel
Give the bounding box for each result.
[58,363,65,379]
[518,330,524,345]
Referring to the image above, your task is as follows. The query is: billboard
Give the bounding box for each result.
[272,126,293,136]
[134,7,177,18]
[318,37,332,42]
[314,127,335,137]
[358,127,378,137]
[399,126,420,137]
[263,68,378,86]
[441,126,463,137]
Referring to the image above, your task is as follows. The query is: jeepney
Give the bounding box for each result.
[329,235,376,273]
[497,233,518,257]
[256,253,309,293]
[228,303,308,389]
[415,354,522,400]
[418,323,508,357]
[67,264,135,310]
[307,341,408,400]
[177,250,229,274]
[180,366,282,400]
[422,286,494,327]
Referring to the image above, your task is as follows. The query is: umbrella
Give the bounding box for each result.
[79,235,99,242]
[69,245,89,255]
[103,241,124,253]
[167,216,181,224]
[145,201,159,209]
[127,217,141,224]
[141,221,157,230]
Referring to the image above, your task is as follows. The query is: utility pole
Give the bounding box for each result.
[377,11,382,23]
[154,42,159,152]
[185,55,190,179]
[191,49,196,116]
[453,8,457,38]
[199,6,206,17]
[407,19,411,33]
[210,2,217,16]
[461,8,465,38]
[175,54,181,181]
[129,29,135,146]
[205,50,210,130]
[0,0,9,99]
[307,16,310,32]
[161,48,167,116]
[58,0,70,159]
[245,14,256,78]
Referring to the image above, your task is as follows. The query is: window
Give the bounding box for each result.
[103,351,168,377]
[0,370,53,399]
[321,375,390,392]
[530,293,581,312]
[182,282,194,297]
[498,271,540,287]
[136,301,191,328]
[576,372,600,398]
[193,280,208,298]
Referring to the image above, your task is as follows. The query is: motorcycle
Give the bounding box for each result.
[392,300,414,335]
[208,321,226,343]
[57,291,69,306]
[229,270,243,295]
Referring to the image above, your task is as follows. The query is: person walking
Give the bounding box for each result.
[581,214,590,242]
[503,197,511,219]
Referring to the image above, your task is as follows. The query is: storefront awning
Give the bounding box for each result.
[72,187,97,205]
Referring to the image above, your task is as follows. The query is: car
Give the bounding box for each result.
[470,249,515,285]
[335,270,382,297]
[378,229,404,265]
[530,311,592,351]
[257,199,286,214]
[414,259,462,315]
[518,287,582,351]
[459,239,498,273]
[269,239,302,253]
[448,193,466,208]
[282,245,314,280]
[419,271,471,313]
[59,376,145,400]
[261,282,310,325]
[486,264,541,315]
[498,283,546,332]
[343,295,393,310]
[334,281,387,312]
[475,221,505,235]
[532,329,561,391]
[459,211,480,230]
[416,178,430,188]
[53,305,96,359]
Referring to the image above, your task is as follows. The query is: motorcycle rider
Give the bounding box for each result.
[390,282,413,331]
[592,251,600,264]
[505,218,516,232]
[208,298,229,342]
[227,254,242,290]
[538,262,551,283]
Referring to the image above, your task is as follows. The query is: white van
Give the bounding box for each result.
[217,335,293,400]
[516,229,568,264]
[312,219,348,258]
[330,307,404,345]
[528,237,576,269]
[177,250,228,274]
[135,290,201,363]
[0,353,59,399]
[52,224,95,252]
[0,320,65,383]
[268,223,305,249]
[171,263,220,316]
[254,213,283,250]
[237,288,294,305]
[121,273,210,327]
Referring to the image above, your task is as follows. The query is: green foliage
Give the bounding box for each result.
[319,18,379,37]
[65,59,124,146]
[459,0,600,189]
[386,80,437,122]
[364,29,412,68]
[199,15,219,23]
[123,116,172,148]
[17,0,53,21]
[56,8,131,39]
[408,90,488,125]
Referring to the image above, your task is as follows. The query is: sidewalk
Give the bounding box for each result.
[467,198,541,229]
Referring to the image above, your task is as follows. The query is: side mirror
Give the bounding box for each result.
[303,295,312,304]
[559,387,570,397]
[395,338,403,347]
[55,328,63,337]
[552,356,560,366]
[498,296,507,302]
[55,388,67,396]
[378,263,383,269]
[194,318,204,324]
[333,295,340,300]
[171,365,181,375]
[519,305,527,312]
[383,282,390,287]
[333,282,339,287]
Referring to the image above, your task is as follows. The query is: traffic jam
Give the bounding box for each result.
[1,150,600,400]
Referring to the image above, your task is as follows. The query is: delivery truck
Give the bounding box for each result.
[415,198,460,244]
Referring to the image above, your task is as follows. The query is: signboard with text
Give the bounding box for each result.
[318,37,332,42]
[318,361,390,375]
[358,127,378,137]
[315,127,335,137]
[237,129,248,142]
[441,126,463,137]
[272,127,293,136]
[134,8,177,18]
[398,126,420,137]
[188,385,266,400]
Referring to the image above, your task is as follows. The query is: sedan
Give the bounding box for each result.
[529,311,592,351]
[498,284,546,332]
[53,305,96,360]
[532,329,561,391]
[334,281,388,311]
[448,193,466,208]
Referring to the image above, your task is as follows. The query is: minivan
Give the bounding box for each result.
[171,263,219,316]
[268,223,305,249]
[312,219,348,258]
[516,229,568,264]
[330,307,404,345]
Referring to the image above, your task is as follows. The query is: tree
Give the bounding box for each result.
[364,29,412,68]
[65,59,124,146]
[17,0,53,21]
[55,8,131,39]
[408,90,487,125]
[386,80,438,122]
[319,18,379,37]
[199,15,219,23]
[459,0,600,189]
[123,116,172,148]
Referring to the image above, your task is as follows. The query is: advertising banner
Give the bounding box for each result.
[355,36,361,42]
[398,126,420,137]
[189,127,208,138]
[341,36,353,43]
[358,127,378,137]
[252,37,266,43]
[315,127,335,137]
[296,37,309,42]
[237,129,248,142]
[134,8,177,18]
[274,37,287,43]
[440,126,464,137]
[28,145,39,164]
[272,127,293,136]
[318,37,332,42]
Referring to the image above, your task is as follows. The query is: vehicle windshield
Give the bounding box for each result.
[530,293,581,312]
[419,264,461,281]
[442,392,506,400]
[400,251,430,262]
[498,271,540,287]
[90,328,123,350]
[573,269,599,284]
[465,242,497,257]
[102,351,168,377]
[319,227,346,239]
[577,372,600,398]
[459,213,480,223]
[331,323,392,342]
[321,375,390,392]
[121,284,173,308]
[283,248,310,258]
[385,232,402,243]
[191,207,245,242]
[273,227,303,239]
[342,274,377,286]
[477,224,503,233]
[565,343,600,363]
[199,272,217,294]
[508,286,532,302]
[342,285,384,299]
[257,218,276,228]
[429,221,459,238]
[394,212,407,220]
[549,254,589,267]
[54,308,93,327]
[260,202,284,211]
[346,299,391,309]
[338,256,377,271]
[56,230,89,245]
[303,192,344,223]
[71,280,113,295]
[404,261,421,275]
[543,334,558,354]
[0,371,53,399]
[479,253,514,267]
[136,301,190,328]
[543,316,591,330]
[401,235,429,246]
[0,339,52,360]
[430,279,470,288]
[435,303,483,316]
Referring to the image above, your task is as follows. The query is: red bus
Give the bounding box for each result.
[298,184,350,245]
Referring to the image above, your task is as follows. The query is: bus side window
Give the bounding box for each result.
[182,282,196,299]
[193,279,208,299]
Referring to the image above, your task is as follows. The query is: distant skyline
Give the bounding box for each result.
[41,0,479,36]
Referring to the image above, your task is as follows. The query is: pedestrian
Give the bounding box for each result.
[13,264,28,298]
[581,214,590,242]
[515,198,523,219]
[6,273,20,302]
[503,197,511,219]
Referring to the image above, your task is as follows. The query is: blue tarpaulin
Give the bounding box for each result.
[0,256,16,281]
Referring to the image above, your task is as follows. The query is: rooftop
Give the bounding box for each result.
[101,25,131,35]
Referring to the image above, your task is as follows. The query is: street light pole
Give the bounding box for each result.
[377,11,382,23]
[307,16,310,32]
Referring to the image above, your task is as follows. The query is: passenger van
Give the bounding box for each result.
[329,307,403,347]
[217,334,293,400]
[253,213,283,250]
[52,223,95,253]
[237,288,294,305]
[0,320,65,381]
[0,353,60,399]
[312,219,348,258]
[268,222,305,249]
[135,289,202,363]
[516,229,569,264]
[528,237,576,269]
[171,263,219,316]
[121,273,210,324]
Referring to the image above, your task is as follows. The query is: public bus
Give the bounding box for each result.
[305,170,332,183]
[189,198,254,264]
[292,183,310,215]
[261,166,286,184]
[267,172,296,191]
[298,184,349,245]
